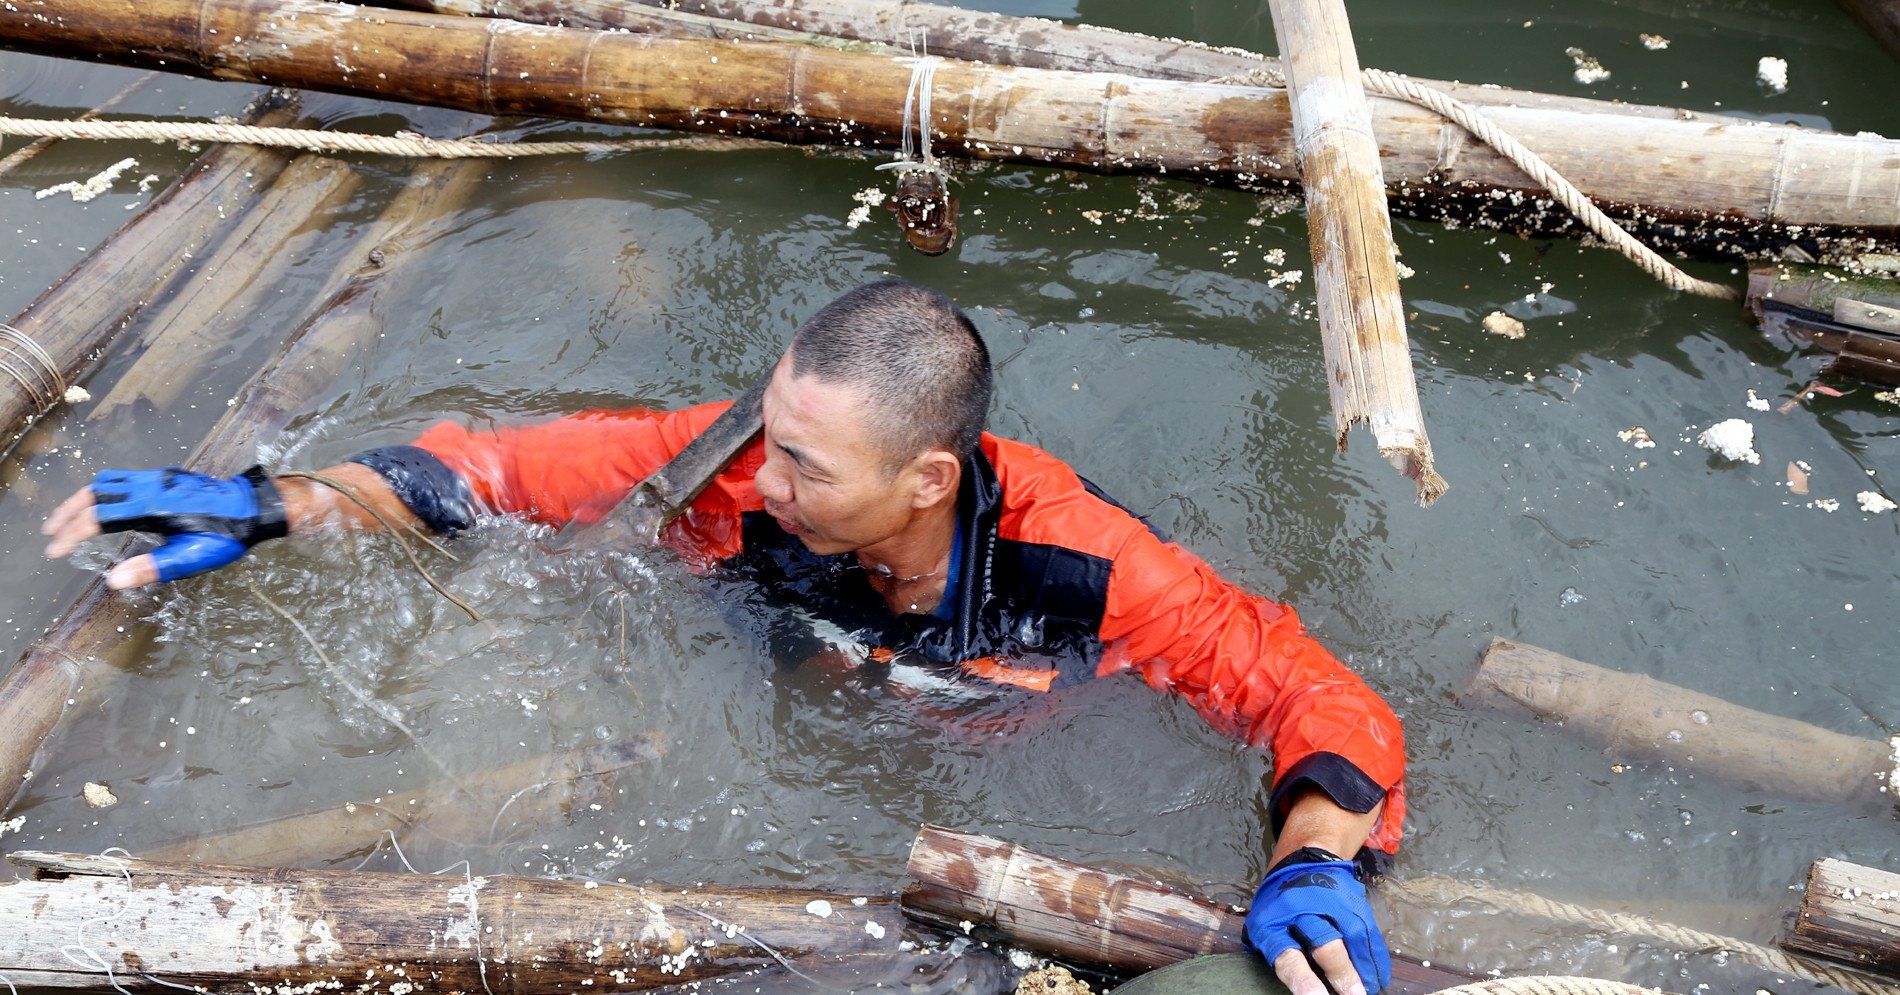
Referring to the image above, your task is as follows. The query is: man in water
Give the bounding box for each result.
[43,279,1406,995]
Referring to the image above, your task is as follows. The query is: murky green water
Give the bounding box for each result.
[2,1,1897,991]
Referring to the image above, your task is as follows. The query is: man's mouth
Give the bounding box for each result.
[765,504,806,536]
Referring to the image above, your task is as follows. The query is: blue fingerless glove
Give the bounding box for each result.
[91,466,289,582]
[1245,850,1392,994]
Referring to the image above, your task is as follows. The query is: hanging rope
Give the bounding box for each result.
[0,116,772,158]
[1386,874,1900,995]
[1212,65,1739,301]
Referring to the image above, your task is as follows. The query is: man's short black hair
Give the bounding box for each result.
[786,280,992,471]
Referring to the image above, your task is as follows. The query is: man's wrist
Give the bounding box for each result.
[1267,845,1347,876]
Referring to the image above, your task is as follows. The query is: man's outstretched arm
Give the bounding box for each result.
[43,462,422,589]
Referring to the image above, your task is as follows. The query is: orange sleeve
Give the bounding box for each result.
[1096,532,1407,855]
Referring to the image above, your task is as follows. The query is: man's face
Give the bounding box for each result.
[754,360,926,556]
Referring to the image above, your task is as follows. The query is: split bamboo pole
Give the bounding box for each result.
[140,733,664,866]
[902,825,1474,995]
[0,155,492,815]
[88,152,363,423]
[0,90,305,453]
[0,849,917,990]
[4,0,1898,261]
[1266,0,1442,503]
[1467,638,1898,806]
[1786,858,1900,977]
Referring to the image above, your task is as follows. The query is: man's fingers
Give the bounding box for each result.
[42,488,101,558]
[104,555,159,591]
[1272,947,1330,995]
[1309,938,1369,995]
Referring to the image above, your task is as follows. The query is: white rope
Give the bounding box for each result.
[1429,977,1661,995]
[0,322,67,408]
[877,38,947,180]
[1388,874,1900,995]
[0,116,769,158]
[1213,66,1739,301]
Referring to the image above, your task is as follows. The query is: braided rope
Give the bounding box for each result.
[1213,66,1738,301]
[1388,875,1900,995]
[1429,977,1661,995]
[0,117,773,158]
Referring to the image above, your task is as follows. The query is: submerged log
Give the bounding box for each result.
[5,0,1899,261]
[141,733,664,866]
[901,825,1473,995]
[1467,638,1898,805]
[0,156,493,814]
[0,90,306,454]
[1267,0,1443,504]
[1786,858,1900,976]
[88,152,364,423]
[0,850,916,990]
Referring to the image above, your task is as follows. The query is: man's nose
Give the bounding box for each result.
[756,456,791,504]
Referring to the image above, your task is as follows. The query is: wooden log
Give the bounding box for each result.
[1786,858,1900,976]
[0,90,307,454]
[1467,638,1897,805]
[0,850,916,990]
[4,0,1899,262]
[1838,0,1900,65]
[87,152,364,423]
[1746,263,1900,385]
[1835,298,1900,335]
[140,734,664,866]
[901,825,1473,995]
[1266,0,1442,504]
[0,155,493,814]
[1748,263,1900,319]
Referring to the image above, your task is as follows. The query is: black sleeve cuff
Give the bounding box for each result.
[344,445,476,535]
[1270,751,1394,877]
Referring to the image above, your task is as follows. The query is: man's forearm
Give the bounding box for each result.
[277,463,425,533]
[1270,787,1383,865]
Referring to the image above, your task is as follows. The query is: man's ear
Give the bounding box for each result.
[907,449,961,508]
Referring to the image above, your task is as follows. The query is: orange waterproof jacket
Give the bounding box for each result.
[394,401,1406,855]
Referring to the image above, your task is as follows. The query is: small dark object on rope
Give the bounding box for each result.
[887,164,959,255]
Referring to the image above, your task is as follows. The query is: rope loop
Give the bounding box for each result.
[0,323,68,410]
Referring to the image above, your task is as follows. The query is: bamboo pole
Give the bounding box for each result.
[140,734,663,866]
[4,0,1897,260]
[0,849,916,990]
[0,90,306,453]
[902,825,1473,995]
[87,153,363,423]
[0,156,492,815]
[1467,638,1898,805]
[1266,0,1442,503]
[1786,858,1900,976]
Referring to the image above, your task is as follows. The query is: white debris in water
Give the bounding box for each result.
[1810,498,1841,512]
[1640,33,1670,50]
[864,920,885,939]
[1008,949,1036,970]
[844,185,885,229]
[1697,418,1760,464]
[805,899,833,918]
[63,385,91,404]
[1566,48,1611,84]
[1395,261,1416,279]
[1618,427,1656,449]
[1746,389,1770,411]
[1857,491,1897,513]
[36,157,139,202]
[1483,311,1527,339]
[1757,56,1789,94]
[1266,269,1303,289]
[1877,390,1900,406]
[0,816,22,838]
[1889,736,1900,794]
[83,782,117,808]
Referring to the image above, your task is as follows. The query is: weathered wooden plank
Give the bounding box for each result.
[900,825,1474,995]
[0,850,916,990]
[0,155,494,814]
[1467,638,1897,805]
[0,90,305,454]
[3,0,1897,260]
[1267,0,1442,503]
[1835,297,1900,335]
[1786,858,1900,976]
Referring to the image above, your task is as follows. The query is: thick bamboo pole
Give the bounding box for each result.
[87,153,363,423]
[0,156,492,815]
[140,734,664,866]
[1467,638,1898,805]
[0,90,305,453]
[902,825,1473,995]
[1266,0,1442,503]
[0,850,916,990]
[3,0,1897,260]
[1786,858,1900,976]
